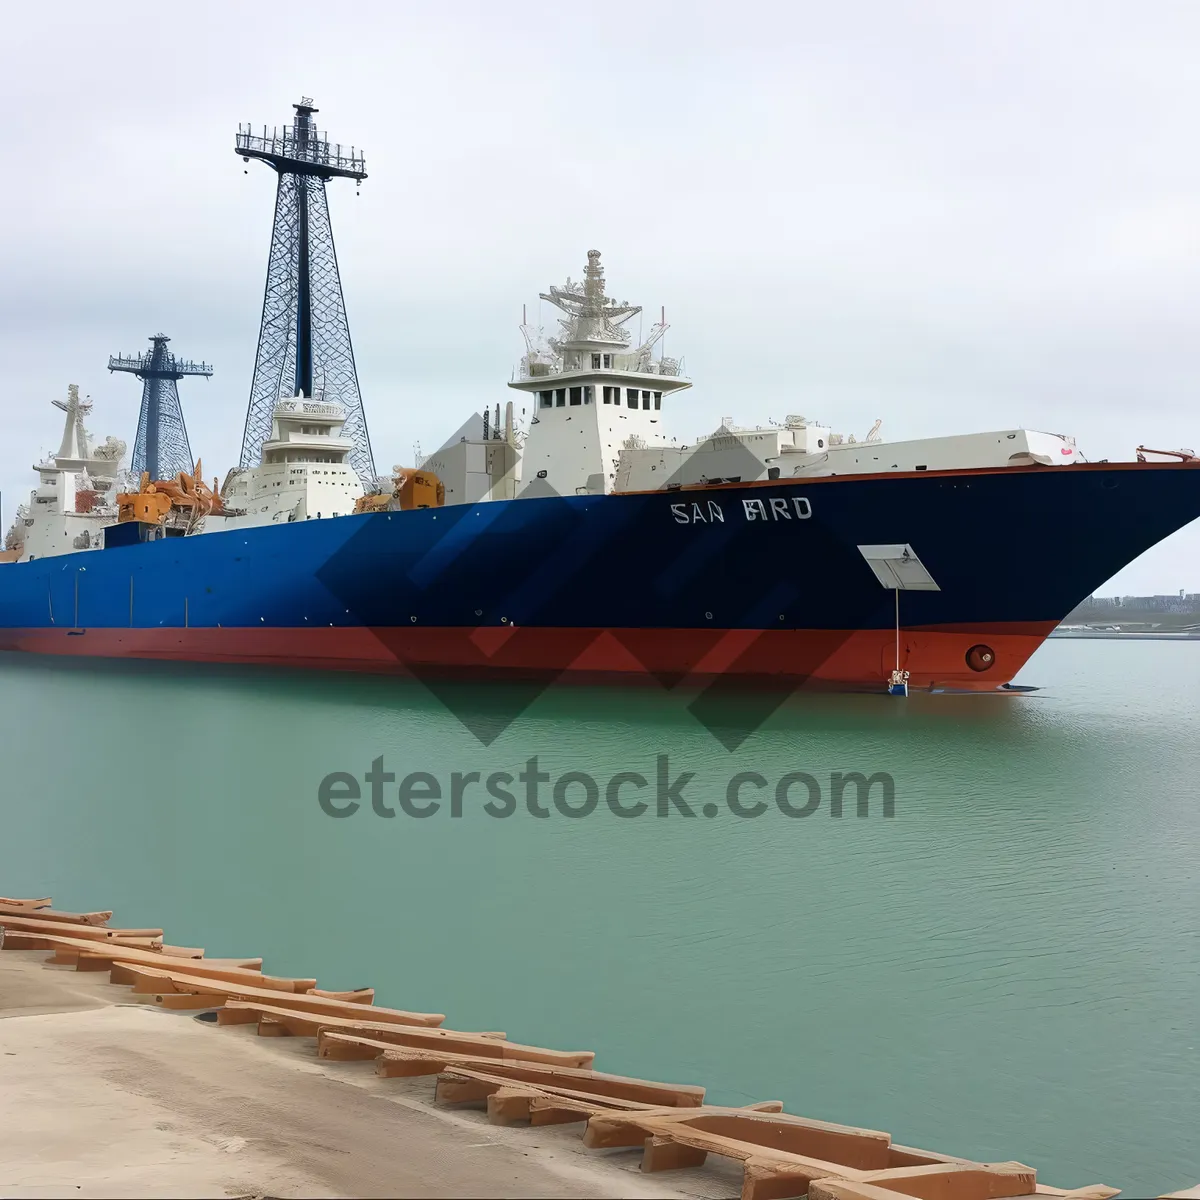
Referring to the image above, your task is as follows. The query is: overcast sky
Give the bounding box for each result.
[3,0,1199,594]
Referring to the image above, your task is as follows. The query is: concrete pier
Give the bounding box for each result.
[0,951,719,1199]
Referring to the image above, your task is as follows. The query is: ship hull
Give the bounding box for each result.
[2,461,1198,692]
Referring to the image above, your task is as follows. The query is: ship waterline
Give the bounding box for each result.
[0,623,1057,692]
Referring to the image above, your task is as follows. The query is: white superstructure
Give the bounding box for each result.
[220,397,362,526]
[503,250,1084,500]
[507,250,692,497]
[614,417,1085,492]
[7,385,127,562]
[3,390,368,564]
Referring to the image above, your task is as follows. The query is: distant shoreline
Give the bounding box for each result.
[1050,629,1200,640]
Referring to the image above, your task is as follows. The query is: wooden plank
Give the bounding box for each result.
[588,1124,859,1195]
[864,1162,1037,1198]
[433,1068,778,1134]
[10,934,315,991]
[529,1097,600,1127]
[802,1183,914,1200]
[643,1135,708,1172]
[435,1074,500,1105]
[123,966,444,1027]
[643,1110,890,1170]
[102,957,313,993]
[807,1163,1038,1200]
[0,904,110,925]
[487,1087,538,1125]
[108,959,260,986]
[741,1155,856,1200]
[73,938,165,963]
[308,987,375,1004]
[0,897,52,910]
[0,915,164,940]
[54,945,192,964]
[220,1001,574,1064]
[437,1067,674,1114]
[131,990,225,1011]
[433,1068,693,1130]
[1034,1188,1120,1200]
[1,932,66,951]
[888,1146,979,1170]
[2,931,275,982]
[327,1036,702,1107]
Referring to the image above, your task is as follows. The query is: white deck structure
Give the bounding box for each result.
[614,418,1085,492]
[508,250,692,497]
[9,386,127,562]
[221,397,362,525]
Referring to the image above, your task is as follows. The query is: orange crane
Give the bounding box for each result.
[354,467,445,514]
[117,460,226,529]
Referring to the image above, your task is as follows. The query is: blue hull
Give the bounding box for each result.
[2,462,1198,691]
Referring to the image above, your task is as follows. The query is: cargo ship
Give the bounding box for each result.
[3,248,1200,694]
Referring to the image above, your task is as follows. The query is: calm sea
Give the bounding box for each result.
[1,640,1197,1196]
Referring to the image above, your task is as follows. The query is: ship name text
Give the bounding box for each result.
[670,495,812,524]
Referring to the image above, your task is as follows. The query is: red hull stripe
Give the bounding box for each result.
[0,623,1056,691]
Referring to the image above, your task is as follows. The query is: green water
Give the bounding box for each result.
[1,641,1197,1196]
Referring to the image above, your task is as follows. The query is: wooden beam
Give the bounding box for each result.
[220,1001,578,1064]
[123,967,444,1027]
[436,1067,674,1116]
[0,915,164,940]
[308,987,375,1004]
[131,991,224,1011]
[342,1038,703,1107]
[0,903,109,924]
[8,933,309,992]
[0,897,52,911]
[637,1109,890,1170]
[643,1135,708,1172]
[807,1162,1041,1200]
[743,1157,844,1200]
[847,1162,1037,1199]
[104,959,314,994]
[487,1088,537,1125]
[108,959,261,987]
[435,1074,498,1105]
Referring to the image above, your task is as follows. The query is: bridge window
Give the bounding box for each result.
[584,386,593,404]
[654,391,662,410]
[555,389,566,407]
[627,388,638,408]
[603,354,612,368]
[570,386,582,405]
[642,390,651,409]
[539,391,552,408]
[591,354,601,369]
[602,386,613,404]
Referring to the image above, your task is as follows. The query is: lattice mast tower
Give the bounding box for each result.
[108,334,211,480]
[235,98,375,483]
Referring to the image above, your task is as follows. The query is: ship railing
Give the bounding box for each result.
[274,398,345,417]
[236,126,366,175]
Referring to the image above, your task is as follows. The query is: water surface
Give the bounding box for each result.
[1,640,1196,1196]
